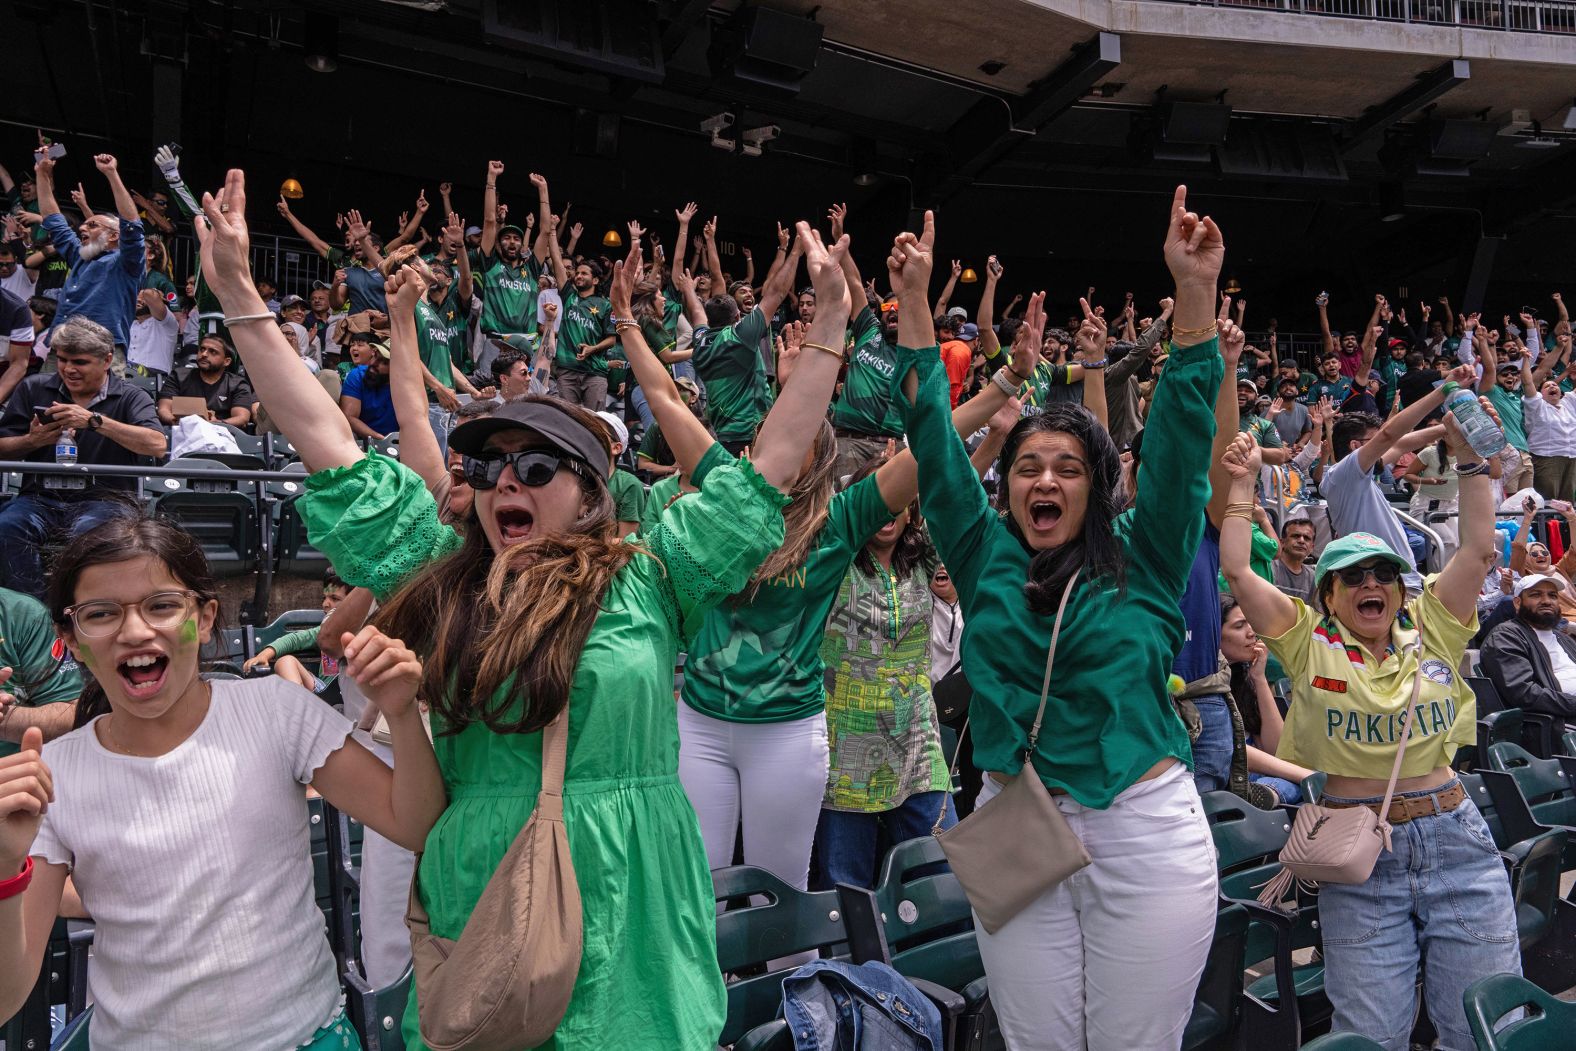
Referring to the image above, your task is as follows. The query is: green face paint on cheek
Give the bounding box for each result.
[180,618,198,645]
[77,643,94,667]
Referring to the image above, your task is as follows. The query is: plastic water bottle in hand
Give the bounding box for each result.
[1443,387,1506,458]
[54,427,77,467]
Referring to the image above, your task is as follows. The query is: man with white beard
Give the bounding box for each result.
[33,148,144,369]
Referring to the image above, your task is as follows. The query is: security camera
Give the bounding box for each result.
[742,125,781,146]
[700,112,735,136]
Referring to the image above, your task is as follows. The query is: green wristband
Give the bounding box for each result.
[1440,381,1460,397]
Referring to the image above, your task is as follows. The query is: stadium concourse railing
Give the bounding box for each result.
[1142,0,1576,32]
[0,458,302,628]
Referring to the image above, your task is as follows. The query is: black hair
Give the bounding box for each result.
[1281,518,1315,539]
[1405,352,1426,369]
[1219,594,1263,739]
[704,294,741,329]
[1331,411,1382,463]
[45,513,220,730]
[323,567,348,592]
[998,317,1024,347]
[995,403,1127,613]
[27,296,56,327]
[847,454,933,579]
[491,351,531,385]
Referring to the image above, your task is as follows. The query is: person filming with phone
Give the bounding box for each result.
[0,316,165,599]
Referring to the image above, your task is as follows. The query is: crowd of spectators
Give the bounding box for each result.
[0,135,1569,1051]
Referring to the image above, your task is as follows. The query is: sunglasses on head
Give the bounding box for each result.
[1334,562,1402,587]
[460,450,588,491]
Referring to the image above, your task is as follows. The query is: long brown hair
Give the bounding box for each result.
[743,418,838,598]
[374,397,642,735]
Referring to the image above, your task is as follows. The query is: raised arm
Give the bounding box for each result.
[671,265,707,329]
[197,170,361,472]
[92,154,137,222]
[448,212,474,303]
[383,190,427,252]
[345,209,383,271]
[276,197,335,258]
[702,216,725,292]
[480,160,503,258]
[749,222,849,491]
[1219,434,1298,636]
[31,154,60,220]
[1072,297,1108,432]
[1478,338,1498,394]
[673,201,696,273]
[741,247,756,288]
[1208,319,1248,526]
[546,206,570,290]
[1317,291,1335,357]
[1353,363,1472,473]
[755,229,801,321]
[384,266,446,491]
[977,255,1003,360]
[934,259,961,319]
[529,173,553,264]
[1433,411,1498,622]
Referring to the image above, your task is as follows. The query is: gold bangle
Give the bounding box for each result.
[615,322,640,333]
[1223,509,1255,522]
[801,342,844,360]
[1225,502,1257,515]
[1171,322,1218,340]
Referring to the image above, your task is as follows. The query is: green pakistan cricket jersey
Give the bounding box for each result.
[681,473,895,724]
[555,289,615,376]
[830,305,904,437]
[691,306,773,445]
[479,251,541,335]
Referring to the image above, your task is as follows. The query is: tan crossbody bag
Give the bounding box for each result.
[933,571,1092,935]
[405,709,582,1051]
[1257,604,1429,907]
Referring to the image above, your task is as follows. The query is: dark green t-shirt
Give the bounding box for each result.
[556,290,614,376]
[141,270,177,297]
[681,473,895,723]
[415,298,459,397]
[479,252,541,336]
[637,422,674,468]
[691,306,773,444]
[609,468,646,529]
[0,587,83,758]
[830,306,904,437]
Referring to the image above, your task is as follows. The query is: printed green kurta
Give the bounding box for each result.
[300,450,788,1050]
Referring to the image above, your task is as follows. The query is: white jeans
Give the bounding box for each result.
[972,762,1219,1051]
[677,703,829,890]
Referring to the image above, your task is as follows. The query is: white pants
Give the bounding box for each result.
[677,703,829,890]
[972,762,1219,1051]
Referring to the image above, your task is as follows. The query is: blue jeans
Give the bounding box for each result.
[1189,695,1233,794]
[816,791,956,890]
[426,403,451,461]
[1250,773,1301,805]
[1319,782,1520,1051]
[0,495,126,598]
[629,385,655,433]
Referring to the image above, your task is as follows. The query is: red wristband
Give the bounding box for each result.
[0,857,33,902]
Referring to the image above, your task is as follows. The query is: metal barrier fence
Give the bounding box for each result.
[163,230,337,298]
[1142,0,1576,31]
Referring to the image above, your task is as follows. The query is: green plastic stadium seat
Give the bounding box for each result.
[1464,972,1576,1050]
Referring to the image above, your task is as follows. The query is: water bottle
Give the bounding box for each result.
[1441,384,1506,458]
[54,427,77,467]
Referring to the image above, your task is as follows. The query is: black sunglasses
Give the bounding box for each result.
[460,450,587,491]
[1334,562,1402,587]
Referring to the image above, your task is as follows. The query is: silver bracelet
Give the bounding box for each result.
[223,312,276,327]
[992,368,1020,395]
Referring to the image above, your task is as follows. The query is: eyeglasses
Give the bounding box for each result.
[63,590,198,638]
[460,450,589,491]
[1333,562,1402,588]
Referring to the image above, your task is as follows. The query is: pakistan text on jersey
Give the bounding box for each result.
[852,346,896,379]
[1323,698,1459,744]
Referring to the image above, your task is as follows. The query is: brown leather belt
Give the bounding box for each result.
[1324,782,1465,825]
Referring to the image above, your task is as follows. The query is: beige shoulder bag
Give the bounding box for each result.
[1257,604,1428,907]
[406,709,583,1051]
[933,571,1092,935]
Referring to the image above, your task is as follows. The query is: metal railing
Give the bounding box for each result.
[162,231,337,298]
[1143,0,1576,32]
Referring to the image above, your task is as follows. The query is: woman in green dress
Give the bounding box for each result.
[194,170,853,1050]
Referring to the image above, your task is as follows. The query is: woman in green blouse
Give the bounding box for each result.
[195,173,851,1050]
[885,191,1226,1049]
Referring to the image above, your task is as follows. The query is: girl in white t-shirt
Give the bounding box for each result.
[0,515,445,1050]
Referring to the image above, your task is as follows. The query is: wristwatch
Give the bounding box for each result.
[88,412,103,430]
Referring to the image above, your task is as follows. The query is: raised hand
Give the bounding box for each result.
[1009,291,1046,379]
[444,211,463,241]
[414,189,429,214]
[1163,185,1224,289]
[887,213,935,307]
[276,195,291,216]
[1445,362,1476,388]
[345,209,370,244]
[627,219,645,245]
[950,259,962,279]
[703,216,717,241]
[798,220,851,320]
[487,160,505,179]
[439,181,453,197]
[1315,291,1329,307]
[610,240,640,316]
[569,221,583,241]
[68,183,89,215]
[528,172,548,195]
[1073,297,1107,361]
[987,255,1003,280]
[385,264,427,317]
[675,201,697,223]
[341,626,424,721]
[776,222,790,252]
[93,153,118,174]
[1463,312,1480,332]
[1220,430,1262,481]
[1219,318,1246,362]
[828,202,847,240]
[195,169,258,302]
[672,266,695,297]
